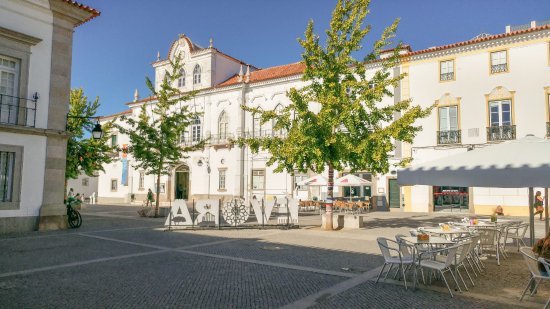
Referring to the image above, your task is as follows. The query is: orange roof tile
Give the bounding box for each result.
[404,24,550,57]
[217,62,305,87]
[100,109,132,120]
[61,0,100,26]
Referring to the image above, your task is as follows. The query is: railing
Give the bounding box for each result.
[547,122,550,137]
[437,130,461,144]
[0,94,37,127]
[179,136,202,146]
[487,125,516,142]
[208,133,233,145]
[240,129,287,139]
[510,23,531,32]
[491,63,507,74]
[439,72,454,81]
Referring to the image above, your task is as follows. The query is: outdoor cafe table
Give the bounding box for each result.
[401,236,455,245]
[419,227,469,240]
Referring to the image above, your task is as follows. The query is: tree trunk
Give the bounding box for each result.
[324,165,334,231]
[155,172,161,217]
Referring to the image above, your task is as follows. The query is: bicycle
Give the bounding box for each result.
[66,197,82,228]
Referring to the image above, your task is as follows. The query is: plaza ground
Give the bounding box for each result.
[0,205,548,308]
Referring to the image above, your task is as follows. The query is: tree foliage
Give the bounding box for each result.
[66,88,114,181]
[239,0,432,197]
[118,54,205,216]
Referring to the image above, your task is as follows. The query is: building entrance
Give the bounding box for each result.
[175,165,189,200]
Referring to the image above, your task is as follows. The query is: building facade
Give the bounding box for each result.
[0,0,98,233]
[92,21,550,216]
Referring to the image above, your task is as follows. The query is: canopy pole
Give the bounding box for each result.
[545,188,549,235]
[529,187,535,246]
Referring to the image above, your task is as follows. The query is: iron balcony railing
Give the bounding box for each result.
[487,125,516,142]
[240,129,287,138]
[208,133,233,145]
[179,136,202,146]
[547,122,550,137]
[0,93,37,127]
[491,63,507,74]
[440,72,454,81]
[437,130,461,144]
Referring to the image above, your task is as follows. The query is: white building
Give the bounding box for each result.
[0,0,98,233]
[95,21,550,216]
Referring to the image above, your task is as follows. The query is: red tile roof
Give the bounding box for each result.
[403,24,550,57]
[61,0,100,26]
[100,109,132,120]
[217,62,305,87]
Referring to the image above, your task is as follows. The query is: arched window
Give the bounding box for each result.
[273,104,285,136]
[193,65,201,84]
[178,69,185,88]
[191,117,201,142]
[218,111,229,139]
[253,109,263,137]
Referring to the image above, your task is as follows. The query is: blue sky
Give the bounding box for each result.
[71,0,550,116]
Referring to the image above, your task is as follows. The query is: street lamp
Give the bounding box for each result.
[197,157,211,198]
[66,116,104,140]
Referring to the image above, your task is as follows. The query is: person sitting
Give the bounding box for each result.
[495,205,504,216]
[533,231,550,275]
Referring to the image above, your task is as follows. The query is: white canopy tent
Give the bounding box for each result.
[398,135,550,245]
[335,174,372,201]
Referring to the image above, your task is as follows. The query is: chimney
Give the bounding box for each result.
[505,25,511,34]
[531,20,537,28]
[156,51,160,61]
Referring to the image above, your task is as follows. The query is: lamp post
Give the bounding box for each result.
[66,116,104,140]
[197,157,211,198]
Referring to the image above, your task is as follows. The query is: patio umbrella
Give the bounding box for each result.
[297,175,328,200]
[335,174,372,201]
[398,134,550,245]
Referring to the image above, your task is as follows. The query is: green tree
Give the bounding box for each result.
[66,88,114,190]
[118,55,205,217]
[239,0,432,229]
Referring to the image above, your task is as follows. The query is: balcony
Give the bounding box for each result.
[208,133,233,145]
[0,94,37,127]
[241,129,287,138]
[491,63,507,74]
[179,136,202,146]
[439,72,454,81]
[487,125,516,142]
[437,130,461,144]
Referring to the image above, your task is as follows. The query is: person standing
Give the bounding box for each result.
[534,191,544,221]
[146,189,154,207]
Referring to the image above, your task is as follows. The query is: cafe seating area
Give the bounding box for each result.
[298,198,372,213]
[375,217,544,302]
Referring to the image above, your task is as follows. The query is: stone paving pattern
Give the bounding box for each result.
[0,204,545,308]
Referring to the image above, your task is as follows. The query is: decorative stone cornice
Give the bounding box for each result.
[0,26,42,46]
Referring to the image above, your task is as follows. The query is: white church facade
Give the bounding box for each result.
[88,20,550,216]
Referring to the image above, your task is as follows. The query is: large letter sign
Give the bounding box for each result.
[250,198,275,225]
[165,199,193,226]
[195,199,220,226]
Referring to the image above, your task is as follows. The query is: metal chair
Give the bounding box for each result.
[418,244,462,297]
[507,223,529,252]
[476,227,501,265]
[519,247,550,305]
[376,237,415,290]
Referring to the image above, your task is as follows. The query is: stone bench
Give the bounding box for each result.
[321,214,364,229]
[321,214,345,229]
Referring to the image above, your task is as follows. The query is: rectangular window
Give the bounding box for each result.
[82,178,89,186]
[111,135,118,147]
[139,171,145,190]
[490,50,508,74]
[111,179,118,191]
[219,169,226,190]
[438,106,458,131]
[252,169,265,190]
[439,60,454,81]
[489,100,512,126]
[0,55,20,125]
[0,151,15,202]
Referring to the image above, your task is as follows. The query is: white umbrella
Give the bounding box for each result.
[335,174,372,201]
[297,175,328,200]
[398,135,550,244]
[297,175,328,186]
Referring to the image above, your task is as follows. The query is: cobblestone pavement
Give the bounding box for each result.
[0,204,544,308]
